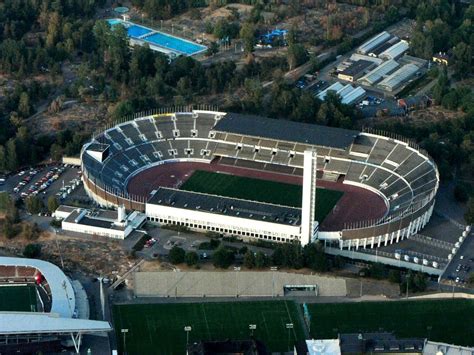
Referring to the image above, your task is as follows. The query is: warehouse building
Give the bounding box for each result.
[379,40,409,60]
[367,37,400,57]
[317,82,366,105]
[377,63,420,92]
[357,31,391,55]
[358,59,400,86]
[338,60,375,82]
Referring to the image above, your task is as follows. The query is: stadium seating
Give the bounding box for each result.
[82,112,438,237]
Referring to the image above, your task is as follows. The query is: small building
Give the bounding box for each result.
[432,52,449,66]
[58,205,146,239]
[338,60,375,82]
[423,341,474,355]
[357,31,392,55]
[317,82,366,105]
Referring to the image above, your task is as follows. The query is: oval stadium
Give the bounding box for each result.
[81,108,439,251]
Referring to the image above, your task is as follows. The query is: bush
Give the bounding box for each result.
[169,246,185,264]
[454,183,470,203]
[185,251,199,266]
[23,243,41,258]
[22,222,40,240]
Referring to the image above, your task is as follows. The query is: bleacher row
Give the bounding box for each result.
[83,112,437,219]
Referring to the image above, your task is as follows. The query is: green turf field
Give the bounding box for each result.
[0,285,37,312]
[180,170,343,222]
[113,301,305,354]
[306,299,474,346]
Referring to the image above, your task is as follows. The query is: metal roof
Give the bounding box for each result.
[148,187,302,226]
[358,59,400,85]
[0,313,111,334]
[341,86,366,105]
[379,40,409,60]
[377,63,419,91]
[317,82,345,100]
[358,31,391,55]
[0,257,75,318]
[214,113,358,150]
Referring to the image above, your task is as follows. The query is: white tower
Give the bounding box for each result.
[301,150,318,245]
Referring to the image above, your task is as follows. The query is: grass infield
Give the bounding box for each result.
[0,285,37,312]
[180,170,343,222]
[113,301,305,354]
[306,299,474,346]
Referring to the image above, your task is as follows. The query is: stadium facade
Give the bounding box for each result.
[81,109,438,250]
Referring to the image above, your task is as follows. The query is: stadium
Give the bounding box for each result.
[0,257,111,353]
[81,108,439,252]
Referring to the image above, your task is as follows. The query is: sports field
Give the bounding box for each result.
[306,299,474,346]
[113,300,305,354]
[0,285,37,312]
[180,170,343,222]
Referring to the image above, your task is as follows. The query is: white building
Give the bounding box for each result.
[59,205,146,239]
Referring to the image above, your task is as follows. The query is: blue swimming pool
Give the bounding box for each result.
[127,25,152,38]
[107,18,206,56]
[144,32,206,56]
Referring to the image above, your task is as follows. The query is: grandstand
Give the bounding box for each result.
[0,257,111,353]
[81,108,439,252]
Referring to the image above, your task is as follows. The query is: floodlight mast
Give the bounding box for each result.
[301,150,318,246]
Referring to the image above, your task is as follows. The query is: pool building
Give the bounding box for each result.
[107,18,207,58]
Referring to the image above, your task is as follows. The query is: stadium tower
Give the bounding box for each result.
[301,150,318,246]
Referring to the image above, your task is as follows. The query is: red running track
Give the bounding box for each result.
[126,161,387,231]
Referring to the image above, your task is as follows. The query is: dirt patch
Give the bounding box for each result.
[27,101,108,136]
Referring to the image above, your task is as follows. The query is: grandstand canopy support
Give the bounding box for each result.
[70,331,83,354]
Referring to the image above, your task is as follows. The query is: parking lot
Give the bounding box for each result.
[0,163,83,213]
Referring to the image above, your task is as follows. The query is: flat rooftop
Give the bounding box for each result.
[148,187,302,226]
[63,209,125,231]
[339,60,374,77]
[214,113,359,150]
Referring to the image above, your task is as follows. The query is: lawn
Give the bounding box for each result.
[113,300,305,354]
[306,299,474,346]
[0,285,37,312]
[180,170,343,222]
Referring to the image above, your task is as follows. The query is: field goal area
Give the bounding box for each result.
[180,170,343,222]
[0,284,38,312]
[113,300,305,354]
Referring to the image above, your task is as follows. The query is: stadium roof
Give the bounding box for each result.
[0,313,111,335]
[215,113,358,150]
[0,257,75,318]
[148,187,302,226]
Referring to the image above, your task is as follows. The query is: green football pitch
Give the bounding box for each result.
[0,285,37,312]
[306,299,474,346]
[113,301,305,354]
[180,170,343,222]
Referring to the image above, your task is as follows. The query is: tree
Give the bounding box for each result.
[169,246,185,264]
[22,223,40,240]
[47,196,59,214]
[18,92,31,117]
[5,138,18,172]
[468,272,474,286]
[255,251,268,268]
[25,195,44,215]
[464,198,474,224]
[240,22,256,54]
[243,250,255,269]
[3,218,16,239]
[388,270,401,284]
[212,245,234,269]
[303,242,328,272]
[185,251,199,266]
[23,243,41,258]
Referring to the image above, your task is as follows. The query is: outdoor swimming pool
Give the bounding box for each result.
[106,19,206,56]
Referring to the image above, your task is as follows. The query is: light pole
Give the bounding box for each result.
[121,328,128,355]
[249,324,256,337]
[184,326,192,347]
[54,229,64,269]
[286,323,293,351]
